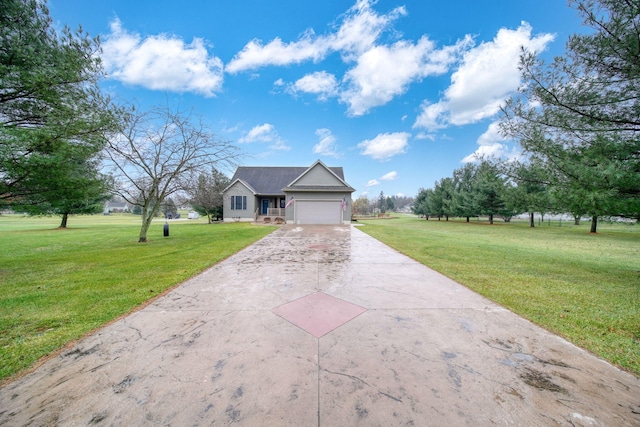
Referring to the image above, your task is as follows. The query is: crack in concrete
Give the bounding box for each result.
[322,368,403,403]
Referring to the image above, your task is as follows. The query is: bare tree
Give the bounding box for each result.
[105,104,241,242]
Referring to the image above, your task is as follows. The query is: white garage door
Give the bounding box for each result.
[295,201,342,224]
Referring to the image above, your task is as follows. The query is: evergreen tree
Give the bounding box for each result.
[10,143,110,227]
[188,168,230,223]
[452,163,478,222]
[501,0,640,231]
[1,0,120,208]
[472,162,507,224]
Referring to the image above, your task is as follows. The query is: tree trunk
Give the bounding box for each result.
[60,213,69,228]
[590,215,598,233]
[139,207,154,242]
[529,212,535,228]
[489,213,494,224]
[574,215,581,225]
[466,216,470,222]
[139,220,150,242]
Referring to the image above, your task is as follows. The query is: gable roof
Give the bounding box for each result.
[224,178,257,194]
[283,159,355,193]
[228,161,352,195]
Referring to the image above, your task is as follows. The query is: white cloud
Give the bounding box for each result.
[414,22,554,131]
[268,140,292,152]
[358,132,410,161]
[414,132,436,141]
[239,123,290,151]
[226,0,479,116]
[313,128,340,157]
[225,32,326,74]
[101,18,223,96]
[239,123,275,143]
[226,0,405,73]
[461,121,519,163]
[366,170,397,189]
[341,36,472,116]
[329,0,407,61]
[380,171,398,181]
[291,72,338,101]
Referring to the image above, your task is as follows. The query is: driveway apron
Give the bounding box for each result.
[1,225,638,426]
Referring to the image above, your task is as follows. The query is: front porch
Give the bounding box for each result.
[254,207,288,224]
[254,196,289,223]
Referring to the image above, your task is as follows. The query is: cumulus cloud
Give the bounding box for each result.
[312,128,340,157]
[365,170,397,190]
[291,72,338,101]
[380,171,398,181]
[461,121,519,163]
[101,18,224,96]
[228,0,457,115]
[341,36,472,116]
[239,123,290,151]
[226,0,405,73]
[358,132,410,161]
[414,22,554,131]
[225,31,326,73]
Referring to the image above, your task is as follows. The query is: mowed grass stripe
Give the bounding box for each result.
[357,216,640,376]
[0,215,275,381]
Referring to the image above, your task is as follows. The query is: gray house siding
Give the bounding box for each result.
[223,181,256,222]
[223,160,355,224]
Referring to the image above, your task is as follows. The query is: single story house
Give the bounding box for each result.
[222,160,355,224]
[104,199,131,214]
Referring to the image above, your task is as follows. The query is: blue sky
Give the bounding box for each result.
[49,0,584,199]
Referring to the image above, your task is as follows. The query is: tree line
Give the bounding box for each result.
[413,161,517,225]
[415,0,639,233]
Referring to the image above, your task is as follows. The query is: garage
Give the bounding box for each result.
[295,200,343,224]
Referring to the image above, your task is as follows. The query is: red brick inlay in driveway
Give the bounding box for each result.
[272,292,367,338]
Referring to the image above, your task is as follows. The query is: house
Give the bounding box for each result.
[222,160,355,224]
[104,199,131,214]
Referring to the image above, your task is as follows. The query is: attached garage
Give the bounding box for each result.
[294,200,343,225]
[223,160,355,224]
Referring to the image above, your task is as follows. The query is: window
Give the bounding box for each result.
[280,199,285,209]
[231,195,247,210]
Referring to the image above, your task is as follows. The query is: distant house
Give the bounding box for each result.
[222,160,355,224]
[104,199,131,213]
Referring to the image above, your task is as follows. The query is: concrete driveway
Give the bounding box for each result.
[1,225,638,426]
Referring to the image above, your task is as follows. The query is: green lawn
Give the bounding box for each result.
[0,214,275,382]
[2,214,638,382]
[357,216,640,377]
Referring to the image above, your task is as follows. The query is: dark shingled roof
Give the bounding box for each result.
[230,166,346,195]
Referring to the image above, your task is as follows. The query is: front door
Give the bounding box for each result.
[261,199,269,215]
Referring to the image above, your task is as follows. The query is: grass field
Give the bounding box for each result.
[357,216,640,376]
[1,214,638,382]
[0,214,275,382]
